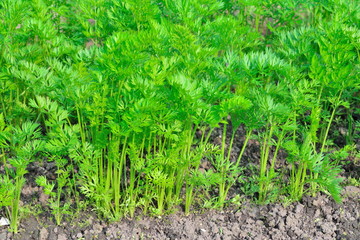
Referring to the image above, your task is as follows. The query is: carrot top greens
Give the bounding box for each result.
[0,0,359,232]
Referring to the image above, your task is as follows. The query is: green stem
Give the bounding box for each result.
[10,176,24,233]
[157,185,165,215]
[269,120,289,176]
[56,185,63,225]
[221,123,227,159]
[255,12,260,32]
[235,128,252,167]
[226,130,236,163]
[76,106,86,149]
[185,184,193,215]
[259,121,274,203]
[320,89,343,153]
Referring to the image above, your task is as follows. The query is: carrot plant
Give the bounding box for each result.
[206,94,253,207]
[0,116,44,233]
[29,96,79,224]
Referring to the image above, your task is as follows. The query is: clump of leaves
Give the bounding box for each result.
[0,114,44,233]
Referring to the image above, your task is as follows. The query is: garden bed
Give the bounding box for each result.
[1,0,359,239]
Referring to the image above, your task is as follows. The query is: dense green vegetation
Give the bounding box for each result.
[0,0,359,233]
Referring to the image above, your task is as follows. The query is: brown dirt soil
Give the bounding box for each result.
[0,187,359,240]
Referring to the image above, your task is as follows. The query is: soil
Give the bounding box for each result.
[0,187,359,240]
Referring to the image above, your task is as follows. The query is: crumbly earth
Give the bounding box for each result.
[1,186,359,240]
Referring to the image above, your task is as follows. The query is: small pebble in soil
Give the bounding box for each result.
[39,227,49,240]
[0,231,7,240]
[57,233,67,240]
